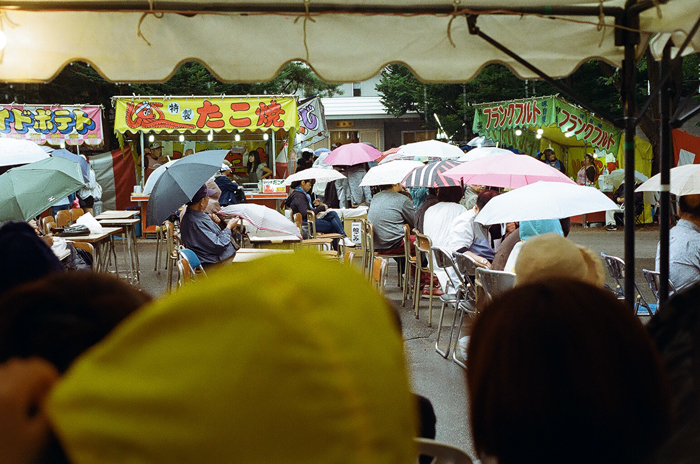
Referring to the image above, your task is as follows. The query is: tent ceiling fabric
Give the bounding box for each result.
[0,1,697,84]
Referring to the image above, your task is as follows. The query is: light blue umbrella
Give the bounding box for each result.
[51,148,90,183]
[146,150,228,226]
[0,156,86,222]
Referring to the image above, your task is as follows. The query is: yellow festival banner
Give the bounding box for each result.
[113,96,298,134]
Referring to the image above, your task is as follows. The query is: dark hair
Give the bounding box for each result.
[436,186,464,203]
[0,222,63,295]
[247,151,261,172]
[584,153,595,164]
[290,179,313,190]
[476,189,498,210]
[467,279,671,464]
[0,271,151,372]
[559,217,571,237]
[679,195,700,219]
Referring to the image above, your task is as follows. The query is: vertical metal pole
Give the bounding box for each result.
[622,20,637,309]
[659,43,673,305]
[271,130,277,177]
[139,132,145,188]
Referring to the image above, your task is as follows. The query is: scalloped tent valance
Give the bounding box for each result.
[0,1,697,84]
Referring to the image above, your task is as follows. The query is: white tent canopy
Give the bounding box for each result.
[0,1,697,84]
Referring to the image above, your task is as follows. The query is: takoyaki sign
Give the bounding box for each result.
[113,96,298,134]
[0,104,103,146]
[473,96,621,153]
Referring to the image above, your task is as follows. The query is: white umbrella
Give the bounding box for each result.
[0,138,49,167]
[219,204,301,238]
[143,159,177,195]
[635,164,700,196]
[606,169,649,190]
[395,140,464,162]
[283,167,345,186]
[458,147,513,162]
[475,181,619,225]
[466,136,498,148]
[359,160,423,187]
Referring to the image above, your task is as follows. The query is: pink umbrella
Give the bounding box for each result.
[323,143,382,166]
[442,153,575,189]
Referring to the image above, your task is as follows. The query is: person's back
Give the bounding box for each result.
[656,194,700,291]
[367,186,415,251]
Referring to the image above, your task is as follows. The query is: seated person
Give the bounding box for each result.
[467,278,670,464]
[295,148,314,172]
[367,183,415,253]
[285,179,354,247]
[606,181,644,231]
[180,185,240,267]
[413,188,439,234]
[447,190,498,266]
[656,193,700,291]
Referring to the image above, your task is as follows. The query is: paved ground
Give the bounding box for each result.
[123,222,660,462]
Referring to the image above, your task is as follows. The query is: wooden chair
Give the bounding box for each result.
[45,221,57,234]
[40,216,55,235]
[371,256,388,292]
[164,221,181,292]
[153,224,167,271]
[177,257,192,287]
[55,209,72,228]
[400,224,416,307]
[365,221,404,287]
[70,241,94,259]
[307,210,345,255]
[70,208,84,222]
[343,250,355,265]
[293,212,334,251]
[412,230,435,326]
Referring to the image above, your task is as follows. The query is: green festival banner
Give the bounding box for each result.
[472,96,621,154]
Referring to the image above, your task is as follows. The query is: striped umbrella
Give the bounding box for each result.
[402,159,463,188]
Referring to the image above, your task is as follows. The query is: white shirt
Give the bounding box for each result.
[447,208,477,253]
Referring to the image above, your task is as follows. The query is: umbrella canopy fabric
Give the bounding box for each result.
[375,147,401,163]
[475,181,619,225]
[283,167,346,186]
[359,160,423,187]
[0,138,49,167]
[323,143,382,166]
[50,149,91,183]
[146,150,227,226]
[402,160,463,188]
[606,169,649,190]
[466,136,498,148]
[395,140,464,163]
[636,164,700,197]
[219,204,301,238]
[458,146,513,162]
[0,157,86,222]
[443,153,575,189]
[143,160,177,195]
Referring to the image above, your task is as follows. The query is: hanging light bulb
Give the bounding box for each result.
[235,134,241,142]
[179,134,185,142]
[537,128,544,135]
[148,134,155,143]
[515,129,522,136]
[565,131,573,138]
[208,131,214,141]
[535,133,542,139]
[263,133,269,141]
[59,140,66,149]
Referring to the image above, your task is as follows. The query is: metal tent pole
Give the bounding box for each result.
[140,132,145,188]
[658,43,673,305]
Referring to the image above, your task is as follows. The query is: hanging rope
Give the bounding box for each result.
[137,0,163,46]
[293,0,316,62]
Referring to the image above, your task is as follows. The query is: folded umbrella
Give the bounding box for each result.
[359,160,423,187]
[219,204,301,238]
[0,156,86,222]
[402,159,463,188]
[443,153,575,189]
[146,150,228,226]
[475,181,618,225]
[323,143,382,166]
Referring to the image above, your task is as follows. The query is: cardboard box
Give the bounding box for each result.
[343,215,366,245]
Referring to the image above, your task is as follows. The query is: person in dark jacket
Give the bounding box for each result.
[214,165,242,207]
[285,179,353,247]
[296,148,314,173]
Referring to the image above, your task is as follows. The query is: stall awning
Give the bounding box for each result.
[113,96,298,135]
[0,104,104,146]
[0,1,696,84]
[473,96,622,155]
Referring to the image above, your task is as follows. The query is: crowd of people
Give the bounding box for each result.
[2,144,700,464]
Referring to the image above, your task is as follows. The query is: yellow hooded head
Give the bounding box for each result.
[47,252,415,464]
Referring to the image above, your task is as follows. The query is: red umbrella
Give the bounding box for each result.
[323,143,382,166]
[375,147,400,163]
[443,153,575,189]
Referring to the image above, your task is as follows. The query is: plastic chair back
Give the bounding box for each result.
[179,248,207,276]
